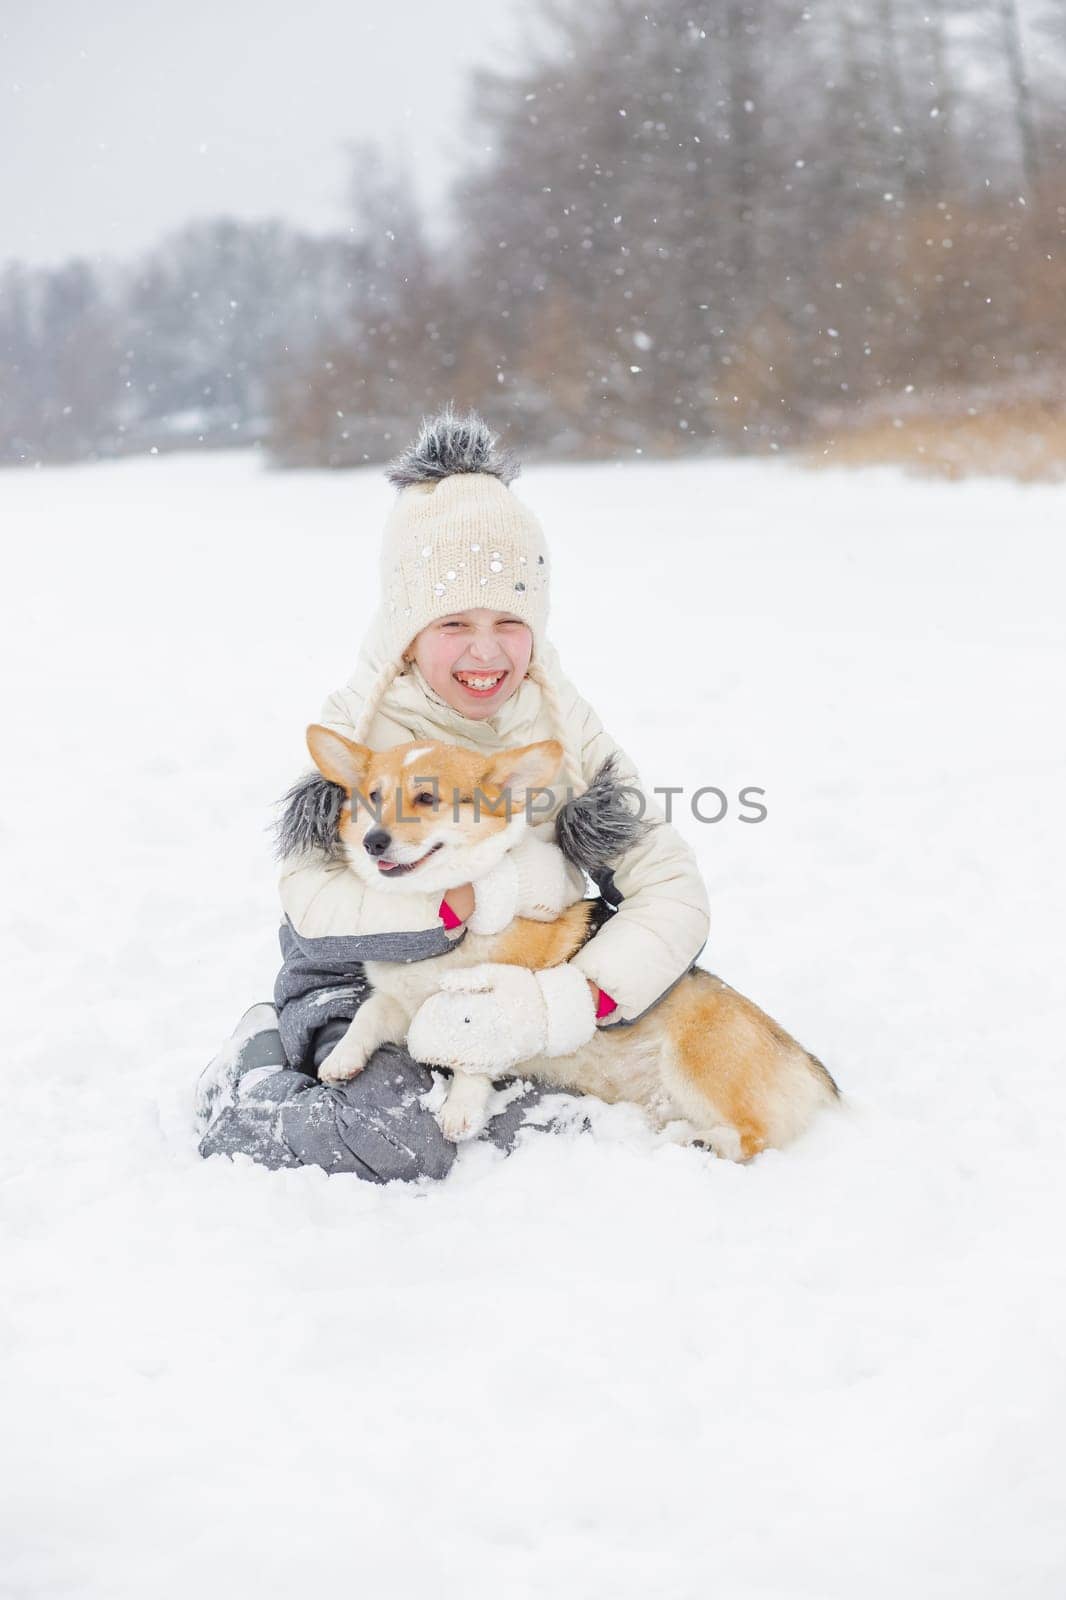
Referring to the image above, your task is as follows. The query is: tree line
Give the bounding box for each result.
[2,0,1063,467]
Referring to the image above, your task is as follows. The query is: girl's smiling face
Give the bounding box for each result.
[407,608,533,720]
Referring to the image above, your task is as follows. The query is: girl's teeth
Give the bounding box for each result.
[458,673,503,689]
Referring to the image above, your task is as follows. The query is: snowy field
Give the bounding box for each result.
[2,449,1064,1598]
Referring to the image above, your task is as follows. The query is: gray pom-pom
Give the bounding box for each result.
[555,756,654,874]
[386,405,520,489]
[273,771,346,861]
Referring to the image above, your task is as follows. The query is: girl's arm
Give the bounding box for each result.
[559,683,711,1023]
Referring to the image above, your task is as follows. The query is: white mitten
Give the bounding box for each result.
[512,833,586,920]
[466,853,520,935]
[406,962,597,1073]
[467,835,585,935]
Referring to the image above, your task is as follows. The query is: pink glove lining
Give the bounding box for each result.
[438,898,464,930]
[595,987,618,1019]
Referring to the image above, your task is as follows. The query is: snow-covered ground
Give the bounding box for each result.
[2,450,1064,1598]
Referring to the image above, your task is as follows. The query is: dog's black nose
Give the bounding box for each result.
[363,828,392,858]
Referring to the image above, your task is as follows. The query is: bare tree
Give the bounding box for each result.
[997,0,1041,191]
[4,0,1066,469]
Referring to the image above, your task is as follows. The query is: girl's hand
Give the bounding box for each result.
[458,838,585,939]
[407,962,597,1073]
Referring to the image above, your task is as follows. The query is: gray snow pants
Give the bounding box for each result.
[196,1004,582,1183]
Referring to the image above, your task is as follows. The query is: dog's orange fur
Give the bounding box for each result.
[651,977,834,1159]
[308,731,563,861]
[489,902,594,970]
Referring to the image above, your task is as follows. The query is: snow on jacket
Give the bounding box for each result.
[275,615,710,1061]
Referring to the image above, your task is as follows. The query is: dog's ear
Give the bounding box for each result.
[306,725,371,791]
[481,740,563,803]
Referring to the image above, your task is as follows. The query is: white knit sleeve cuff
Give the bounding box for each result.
[468,853,520,935]
[535,964,597,1057]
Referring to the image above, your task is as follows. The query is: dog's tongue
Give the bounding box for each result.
[377,860,398,873]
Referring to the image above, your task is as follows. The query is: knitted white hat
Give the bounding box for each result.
[351,409,581,789]
[378,434,550,666]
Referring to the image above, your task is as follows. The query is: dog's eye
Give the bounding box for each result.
[413,791,436,807]
[367,789,381,806]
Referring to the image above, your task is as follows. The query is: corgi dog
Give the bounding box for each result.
[305,727,839,1159]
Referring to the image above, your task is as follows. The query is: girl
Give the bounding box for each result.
[197,410,709,1180]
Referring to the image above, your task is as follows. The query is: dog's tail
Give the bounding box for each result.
[807,1052,841,1099]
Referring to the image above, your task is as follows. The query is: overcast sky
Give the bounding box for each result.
[2,0,525,267]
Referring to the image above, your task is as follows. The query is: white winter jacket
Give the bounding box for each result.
[279,618,710,1022]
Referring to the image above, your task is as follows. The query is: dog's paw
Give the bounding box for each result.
[318,1045,368,1084]
[436,1099,489,1143]
[435,1074,493,1143]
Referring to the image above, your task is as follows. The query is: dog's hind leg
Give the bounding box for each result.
[657,1116,756,1162]
[656,974,832,1160]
